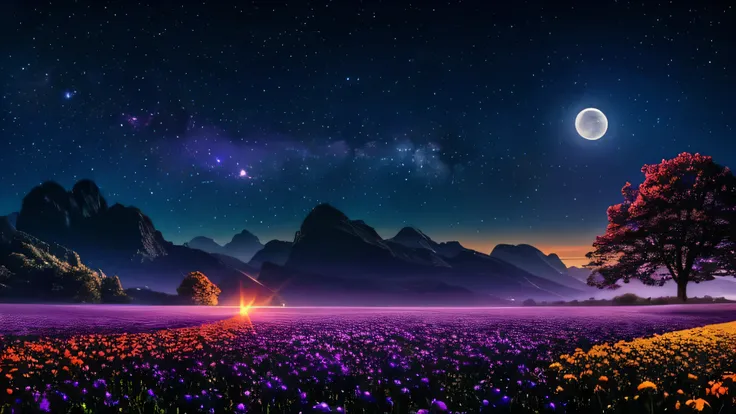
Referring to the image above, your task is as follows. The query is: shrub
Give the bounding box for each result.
[177,271,221,306]
[612,293,642,305]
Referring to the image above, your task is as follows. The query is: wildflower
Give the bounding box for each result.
[39,398,51,412]
[637,381,657,391]
[685,399,710,411]
[431,400,448,411]
[688,373,698,380]
[599,376,609,382]
[563,374,577,381]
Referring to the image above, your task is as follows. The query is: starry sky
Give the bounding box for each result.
[0,1,733,267]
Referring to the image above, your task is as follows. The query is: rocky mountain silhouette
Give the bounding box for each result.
[224,230,263,262]
[3,213,18,229]
[0,215,128,303]
[186,236,226,255]
[388,227,468,258]
[13,180,277,305]
[490,244,591,291]
[276,204,583,302]
[248,240,292,268]
[186,230,264,263]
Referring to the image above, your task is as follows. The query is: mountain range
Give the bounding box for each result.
[7,180,278,305]
[185,230,264,263]
[4,179,735,305]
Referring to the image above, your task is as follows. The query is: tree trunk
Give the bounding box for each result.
[677,280,688,302]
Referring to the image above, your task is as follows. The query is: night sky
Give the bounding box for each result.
[1,1,733,266]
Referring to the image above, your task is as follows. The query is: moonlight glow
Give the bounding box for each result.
[575,108,608,140]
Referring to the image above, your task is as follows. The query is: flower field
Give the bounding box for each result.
[1,306,735,413]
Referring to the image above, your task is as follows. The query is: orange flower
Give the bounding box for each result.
[637,381,657,391]
[685,398,710,411]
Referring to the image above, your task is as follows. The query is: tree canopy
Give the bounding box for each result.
[177,271,221,306]
[586,153,736,301]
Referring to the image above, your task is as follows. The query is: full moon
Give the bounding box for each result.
[575,108,608,140]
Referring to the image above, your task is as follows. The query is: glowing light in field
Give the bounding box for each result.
[239,289,256,316]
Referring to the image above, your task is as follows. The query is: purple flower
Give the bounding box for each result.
[431,400,448,410]
[236,403,246,411]
[147,389,155,397]
[39,398,51,412]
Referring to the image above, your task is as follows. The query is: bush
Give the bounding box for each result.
[177,271,221,306]
[612,293,642,305]
[522,298,537,306]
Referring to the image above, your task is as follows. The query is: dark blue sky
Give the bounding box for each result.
[0,1,733,265]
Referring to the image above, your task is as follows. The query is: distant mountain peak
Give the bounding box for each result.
[388,226,467,258]
[221,229,263,262]
[186,236,224,255]
[300,204,349,233]
[71,179,108,218]
[394,226,429,238]
[190,236,219,244]
[248,239,292,268]
[228,229,260,246]
[489,243,591,291]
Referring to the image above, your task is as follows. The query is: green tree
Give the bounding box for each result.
[177,271,221,306]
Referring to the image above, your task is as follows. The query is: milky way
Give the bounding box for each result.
[0,1,733,261]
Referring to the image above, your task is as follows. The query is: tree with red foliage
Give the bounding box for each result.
[586,153,736,302]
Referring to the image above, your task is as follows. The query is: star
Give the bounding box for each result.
[63,90,75,100]
[239,169,247,177]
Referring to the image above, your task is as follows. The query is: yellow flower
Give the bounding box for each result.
[637,381,657,391]
[685,398,710,411]
[563,374,577,381]
[556,386,564,392]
